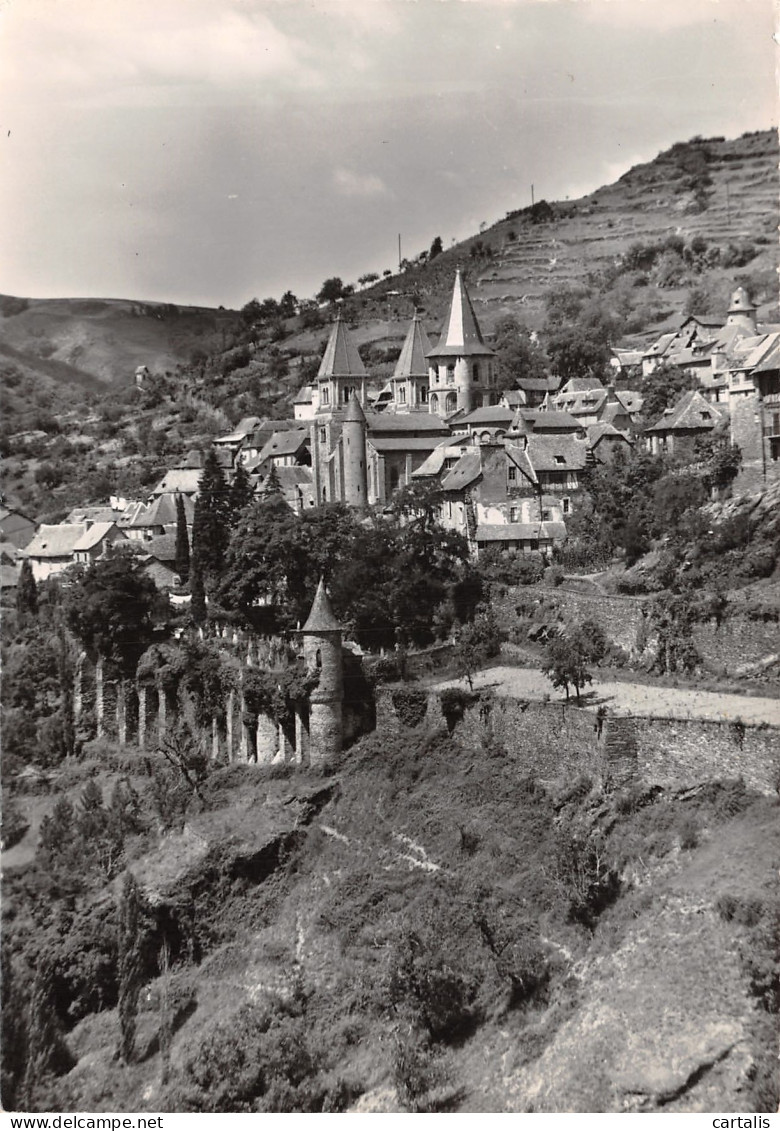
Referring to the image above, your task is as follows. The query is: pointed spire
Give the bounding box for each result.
[427,269,493,358]
[393,314,432,380]
[302,577,343,633]
[317,314,367,379]
[343,390,366,423]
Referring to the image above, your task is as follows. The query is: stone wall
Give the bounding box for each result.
[375,688,779,795]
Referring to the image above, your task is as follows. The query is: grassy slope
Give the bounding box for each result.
[11,724,776,1114]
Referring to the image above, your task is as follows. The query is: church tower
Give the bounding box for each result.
[426,269,496,417]
[301,578,343,766]
[315,314,368,412]
[341,392,369,509]
[726,286,757,335]
[391,314,432,412]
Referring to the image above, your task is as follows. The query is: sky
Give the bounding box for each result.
[0,0,777,309]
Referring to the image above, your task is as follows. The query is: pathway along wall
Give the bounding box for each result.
[375,689,780,795]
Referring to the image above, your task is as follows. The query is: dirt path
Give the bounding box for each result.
[437,666,780,726]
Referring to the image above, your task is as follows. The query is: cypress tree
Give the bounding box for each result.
[117,873,144,1064]
[190,557,207,624]
[174,493,190,585]
[16,559,38,620]
[228,461,255,526]
[261,463,282,497]
[191,451,230,584]
[22,960,58,1109]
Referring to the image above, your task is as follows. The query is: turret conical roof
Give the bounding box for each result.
[302,577,343,633]
[343,390,366,423]
[728,286,755,314]
[427,269,494,359]
[317,315,367,379]
[393,314,432,380]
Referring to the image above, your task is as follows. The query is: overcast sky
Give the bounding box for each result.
[0,0,776,309]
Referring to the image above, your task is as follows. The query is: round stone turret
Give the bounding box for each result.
[726,286,757,334]
[301,578,343,765]
[342,392,369,509]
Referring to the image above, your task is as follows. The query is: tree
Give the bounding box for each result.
[491,315,549,393]
[116,873,144,1064]
[228,461,255,525]
[174,493,190,585]
[279,290,298,319]
[429,236,443,261]
[64,555,159,677]
[16,558,38,620]
[190,557,207,624]
[639,363,699,426]
[317,277,347,305]
[191,450,230,584]
[261,463,282,498]
[542,624,602,704]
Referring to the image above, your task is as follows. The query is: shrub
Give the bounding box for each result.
[716,894,765,928]
[391,688,429,729]
[439,688,476,733]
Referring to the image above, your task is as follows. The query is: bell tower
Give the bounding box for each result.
[426,269,496,417]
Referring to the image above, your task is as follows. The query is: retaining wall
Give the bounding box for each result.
[375,688,779,795]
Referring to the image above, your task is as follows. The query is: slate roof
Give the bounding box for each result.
[214,416,263,444]
[0,564,19,589]
[411,440,470,478]
[441,450,482,491]
[558,376,605,394]
[145,534,178,562]
[587,422,632,446]
[151,469,203,496]
[475,521,567,543]
[524,434,589,472]
[258,428,310,461]
[302,578,342,633]
[71,522,123,552]
[364,412,449,435]
[645,389,727,433]
[294,385,315,404]
[393,315,433,379]
[65,505,126,525]
[367,436,445,453]
[26,524,86,559]
[516,409,582,432]
[459,406,516,426]
[427,269,494,359]
[131,493,195,528]
[317,316,367,379]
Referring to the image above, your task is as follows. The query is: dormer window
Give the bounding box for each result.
[554,455,565,465]
[321,387,330,406]
[508,465,517,481]
[398,386,407,404]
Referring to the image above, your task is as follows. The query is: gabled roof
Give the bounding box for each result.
[441,450,482,491]
[587,422,632,446]
[145,533,178,562]
[317,316,367,379]
[506,445,537,485]
[294,385,315,405]
[558,376,605,394]
[26,523,87,559]
[411,439,469,478]
[645,389,727,433]
[524,434,589,472]
[72,522,123,552]
[302,577,342,633]
[516,409,582,432]
[643,331,677,359]
[753,338,780,374]
[214,416,263,444]
[65,505,126,525]
[133,492,195,527]
[258,428,310,461]
[393,315,432,380]
[151,469,203,497]
[427,269,494,359]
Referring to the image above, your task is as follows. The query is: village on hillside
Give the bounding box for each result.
[4,269,779,591]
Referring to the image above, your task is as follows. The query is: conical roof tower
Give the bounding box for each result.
[427,269,494,360]
[316,314,368,413]
[302,577,342,633]
[426,270,495,417]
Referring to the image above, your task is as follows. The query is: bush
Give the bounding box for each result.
[439,688,476,733]
[391,688,429,729]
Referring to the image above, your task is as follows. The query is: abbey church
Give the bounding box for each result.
[301,269,504,509]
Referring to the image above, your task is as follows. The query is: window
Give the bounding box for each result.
[554,455,565,465]
[447,500,453,518]
[510,506,519,522]
[420,386,428,403]
[430,393,439,413]
[446,365,455,385]
[562,497,570,514]
[542,509,551,521]
[321,387,330,405]
[507,465,517,481]
[398,386,406,404]
[445,392,457,414]
[472,364,480,382]
[343,385,354,404]
[319,427,326,443]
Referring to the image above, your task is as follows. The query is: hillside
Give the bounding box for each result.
[3,708,778,1113]
[0,295,238,393]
